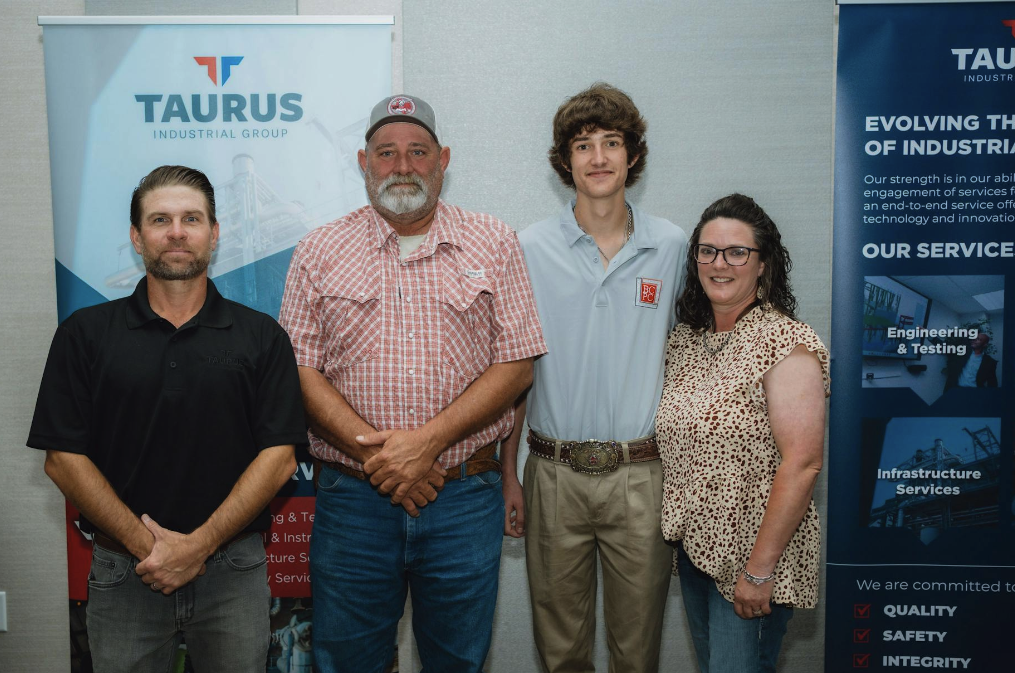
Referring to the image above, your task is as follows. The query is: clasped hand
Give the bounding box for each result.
[358,429,447,517]
[134,514,208,595]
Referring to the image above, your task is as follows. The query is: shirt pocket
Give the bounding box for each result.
[440,271,494,381]
[318,268,382,368]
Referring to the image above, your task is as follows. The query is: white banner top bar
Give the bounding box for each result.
[38,15,394,26]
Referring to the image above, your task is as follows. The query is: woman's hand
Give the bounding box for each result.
[734,573,774,619]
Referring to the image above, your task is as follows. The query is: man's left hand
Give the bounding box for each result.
[135,514,209,594]
[359,429,440,501]
[397,461,447,517]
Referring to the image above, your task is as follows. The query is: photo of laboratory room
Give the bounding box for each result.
[861,275,1003,405]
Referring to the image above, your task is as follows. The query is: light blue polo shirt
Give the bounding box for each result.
[519,200,688,441]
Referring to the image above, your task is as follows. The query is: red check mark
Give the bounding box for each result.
[853,628,871,643]
[853,653,871,668]
[854,603,871,618]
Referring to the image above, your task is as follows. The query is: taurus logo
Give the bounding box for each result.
[193,56,244,86]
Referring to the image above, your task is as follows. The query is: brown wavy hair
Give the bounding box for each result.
[130,165,216,229]
[676,193,797,331]
[548,83,647,189]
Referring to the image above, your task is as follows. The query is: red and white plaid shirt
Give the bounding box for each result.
[279,200,546,469]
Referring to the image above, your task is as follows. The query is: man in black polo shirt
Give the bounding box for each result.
[28,165,306,673]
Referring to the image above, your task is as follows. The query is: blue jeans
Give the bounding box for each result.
[310,465,504,673]
[676,543,793,673]
[86,533,271,673]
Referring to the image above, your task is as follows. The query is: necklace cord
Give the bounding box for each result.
[574,204,633,262]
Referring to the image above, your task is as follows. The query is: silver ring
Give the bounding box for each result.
[150,582,161,592]
[753,609,762,616]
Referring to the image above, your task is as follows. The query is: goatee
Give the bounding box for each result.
[140,245,212,281]
[375,174,429,215]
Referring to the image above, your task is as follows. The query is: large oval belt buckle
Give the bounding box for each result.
[570,440,619,474]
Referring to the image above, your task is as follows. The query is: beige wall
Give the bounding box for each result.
[0,1,832,670]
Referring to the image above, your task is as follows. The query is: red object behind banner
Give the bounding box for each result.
[65,503,91,601]
[264,496,314,597]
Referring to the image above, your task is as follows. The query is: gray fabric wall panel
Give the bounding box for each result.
[0,1,831,671]
[0,4,83,672]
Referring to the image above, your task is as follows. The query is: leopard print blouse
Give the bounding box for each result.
[655,306,830,608]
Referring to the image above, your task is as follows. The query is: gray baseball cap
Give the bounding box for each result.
[365,94,439,143]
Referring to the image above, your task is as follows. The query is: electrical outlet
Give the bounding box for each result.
[0,591,7,631]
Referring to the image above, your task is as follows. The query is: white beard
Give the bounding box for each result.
[375,174,428,215]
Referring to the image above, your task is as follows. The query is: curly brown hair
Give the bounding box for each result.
[676,194,797,331]
[130,165,216,229]
[548,83,647,189]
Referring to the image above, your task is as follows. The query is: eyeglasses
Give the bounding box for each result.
[693,244,761,266]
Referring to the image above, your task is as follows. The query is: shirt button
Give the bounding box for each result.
[405,295,412,303]
[407,368,414,375]
[407,331,415,339]
[169,362,177,368]
[408,408,415,415]
[593,257,599,263]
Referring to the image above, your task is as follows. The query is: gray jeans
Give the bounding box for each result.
[86,533,270,673]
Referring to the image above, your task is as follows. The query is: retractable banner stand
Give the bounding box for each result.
[829,3,1015,671]
[38,16,392,670]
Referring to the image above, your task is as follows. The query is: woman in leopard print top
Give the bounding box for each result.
[655,194,829,673]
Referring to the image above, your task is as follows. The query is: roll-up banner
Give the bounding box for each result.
[829,2,1014,671]
[38,16,392,670]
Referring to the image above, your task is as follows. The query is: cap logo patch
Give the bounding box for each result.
[387,96,416,116]
[635,277,662,309]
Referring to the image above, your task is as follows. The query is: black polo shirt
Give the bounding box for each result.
[28,278,306,534]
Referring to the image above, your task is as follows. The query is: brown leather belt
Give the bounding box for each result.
[92,531,256,558]
[318,442,501,485]
[528,430,659,474]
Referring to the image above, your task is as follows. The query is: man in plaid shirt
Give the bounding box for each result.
[279,94,545,673]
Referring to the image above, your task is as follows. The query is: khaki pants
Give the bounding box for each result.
[524,454,672,673]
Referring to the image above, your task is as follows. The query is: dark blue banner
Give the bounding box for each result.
[830,3,1015,671]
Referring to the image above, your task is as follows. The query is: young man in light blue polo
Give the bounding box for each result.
[501,83,688,673]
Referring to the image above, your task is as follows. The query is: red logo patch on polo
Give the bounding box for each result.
[635,278,662,309]
[387,96,416,116]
